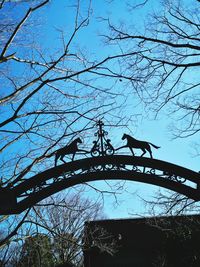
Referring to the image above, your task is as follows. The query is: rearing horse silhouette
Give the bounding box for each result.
[117,133,160,158]
[55,137,87,166]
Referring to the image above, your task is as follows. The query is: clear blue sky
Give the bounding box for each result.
[4,0,199,219]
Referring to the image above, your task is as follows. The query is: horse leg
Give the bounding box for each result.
[129,147,135,156]
[55,153,59,166]
[147,148,153,158]
[60,154,67,164]
[72,152,75,161]
[146,144,153,158]
[140,148,146,157]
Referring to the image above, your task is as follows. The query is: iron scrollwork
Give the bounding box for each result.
[146,168,156,175]
[132,165,142,173]
[163,171,186,184]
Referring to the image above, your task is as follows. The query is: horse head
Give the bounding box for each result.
[122,134,127,140]
[76,137,82,143]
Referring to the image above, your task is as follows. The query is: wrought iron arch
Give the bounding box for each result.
[0,121,200,215]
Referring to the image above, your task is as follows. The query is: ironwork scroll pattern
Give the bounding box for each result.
[162,171,186,183]
[19,163,188,199]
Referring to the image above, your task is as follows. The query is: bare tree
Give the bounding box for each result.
[32,194,105,266]
[0,192,117,266]
[0,0,134,257]
[99,0,200,217]
[0,0,132,192]
[106,0,200,139]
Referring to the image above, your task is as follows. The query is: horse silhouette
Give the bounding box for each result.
[117,133,160,158]
[55,137,87,165]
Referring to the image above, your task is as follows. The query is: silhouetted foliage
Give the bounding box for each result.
[17,234,54,267]
[0,193,111,266]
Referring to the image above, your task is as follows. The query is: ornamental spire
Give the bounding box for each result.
[91,120,115,157]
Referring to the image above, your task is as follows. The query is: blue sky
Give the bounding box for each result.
[2,0,199,219]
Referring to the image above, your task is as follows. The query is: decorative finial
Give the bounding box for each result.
[91,120,114,156]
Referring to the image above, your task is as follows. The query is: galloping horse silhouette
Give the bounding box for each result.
[117,133,160,158]
[55,137,87,166]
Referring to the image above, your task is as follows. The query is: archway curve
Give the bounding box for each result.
[1,155,200,215]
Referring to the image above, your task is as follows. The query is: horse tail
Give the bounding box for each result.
[149,143,160,149]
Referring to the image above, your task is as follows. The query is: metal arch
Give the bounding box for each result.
[1,121,200,215]
[1,155,200,215]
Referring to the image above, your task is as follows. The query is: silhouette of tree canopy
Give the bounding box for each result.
[0,0,130,190]
[106,0,200,139]
[102,0,200,214]
[0,0,133,254]
[17,234,54,267]
[0,193,114,266]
